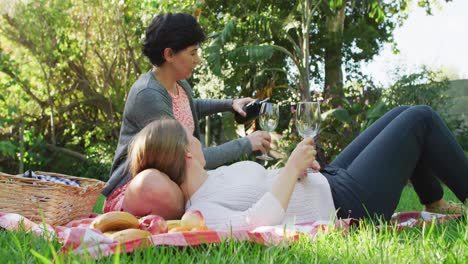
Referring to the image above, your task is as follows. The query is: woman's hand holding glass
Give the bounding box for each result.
[256,102,279,161]
[246,131,271,154]
[285,137,320,178]
[295,101,321,176]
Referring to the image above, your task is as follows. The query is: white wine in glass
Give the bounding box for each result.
[256,102,279,161]
[295,101,321,173]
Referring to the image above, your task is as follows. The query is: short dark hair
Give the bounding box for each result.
[142,12,206,66]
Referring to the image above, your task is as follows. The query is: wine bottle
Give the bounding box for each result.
[234,98,270,124]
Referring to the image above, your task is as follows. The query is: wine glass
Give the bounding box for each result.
[256,102,279,161]
[295,101,321,173]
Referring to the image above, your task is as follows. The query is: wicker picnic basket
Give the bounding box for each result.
[0,171,105,226]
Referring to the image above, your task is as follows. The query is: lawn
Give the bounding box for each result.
[1,185,466,263]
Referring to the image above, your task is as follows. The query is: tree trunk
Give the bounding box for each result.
[300,0,311,101]
[18,118,24,174]
[46,144,87,162]
[43,65,57,146]
[324,0,346,105]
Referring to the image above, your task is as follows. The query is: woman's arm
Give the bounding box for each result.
[202,130,272,169]
[193,97,255,118]
[178,80,253,118]
[271,137,320,209]
[193,98,233,117]
[202,138,252,169]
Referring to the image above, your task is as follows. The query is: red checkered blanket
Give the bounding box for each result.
[0,211,460,259]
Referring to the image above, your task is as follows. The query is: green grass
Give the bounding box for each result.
[93,194,105,214]
[1,185,466,263]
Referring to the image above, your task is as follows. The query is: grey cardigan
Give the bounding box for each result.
[102,71,252,197]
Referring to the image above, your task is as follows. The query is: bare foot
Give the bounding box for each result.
[423,199,463,215]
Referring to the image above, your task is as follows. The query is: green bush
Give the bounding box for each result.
[383,68,450,109]
[383,69,466,151]
[318,82,383,163]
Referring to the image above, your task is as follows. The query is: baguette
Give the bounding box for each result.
[166,220,182,230]
[167,226,190,233]
[108,228,152,244]
[90,211,140,232]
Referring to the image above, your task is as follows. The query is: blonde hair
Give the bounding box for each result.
[128,119,188,185]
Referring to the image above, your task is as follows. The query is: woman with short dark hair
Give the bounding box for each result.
[142,13,206,66]
[102,13,271,219]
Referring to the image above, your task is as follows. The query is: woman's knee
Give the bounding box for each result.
[394,105,411,112]
[130,169,175,191]
[412,105,434,115]
[123,169,184,218]
[131,169,183,201]
[384,105,410,119]
[407,105,435,121]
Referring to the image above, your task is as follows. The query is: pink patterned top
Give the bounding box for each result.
[169,83,195,134]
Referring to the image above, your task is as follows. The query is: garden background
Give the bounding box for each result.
[1,0,467,262]
[1,0,467,187]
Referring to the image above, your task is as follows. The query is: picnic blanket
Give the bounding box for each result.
[0,211,460,259]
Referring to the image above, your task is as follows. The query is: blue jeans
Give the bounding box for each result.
[322,105,468,220]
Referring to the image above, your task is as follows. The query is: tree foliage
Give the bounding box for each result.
[0,0,461,176]
[1,0,150,174]
[201,1,411,104]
